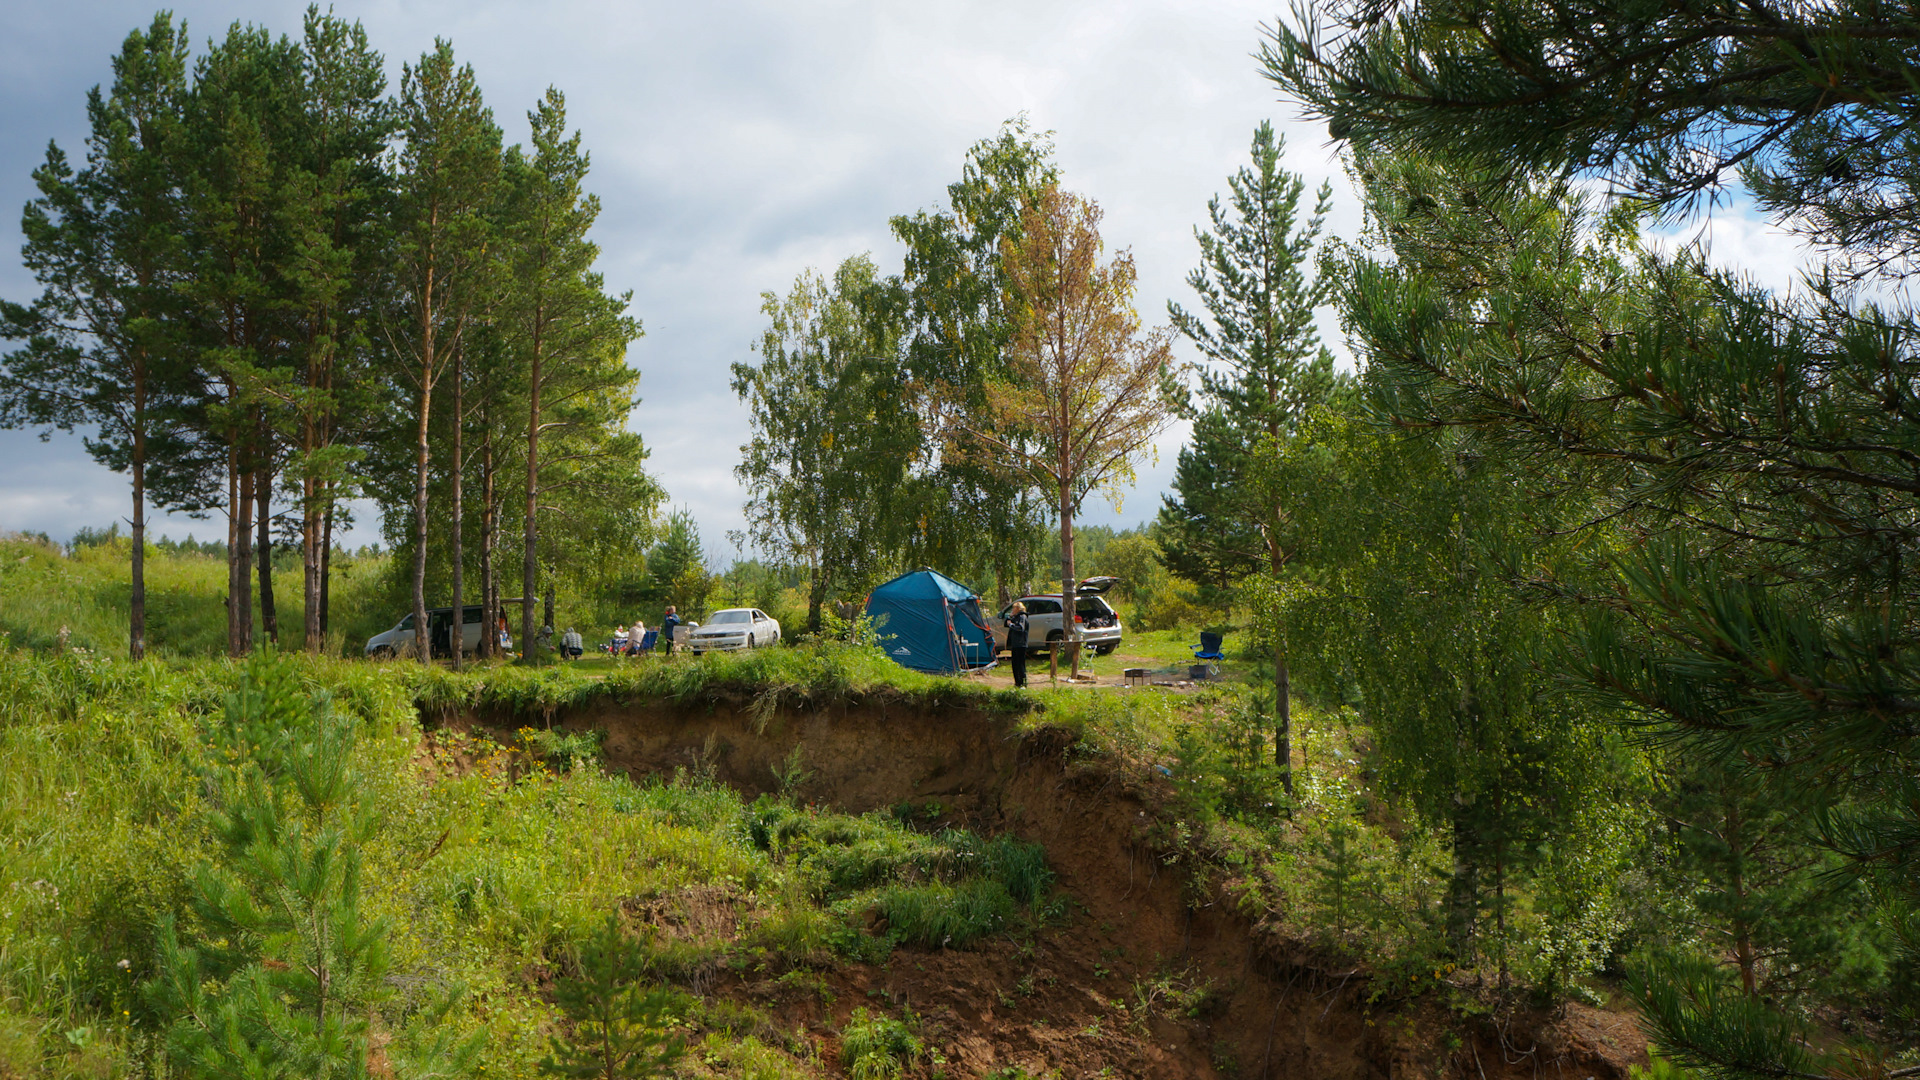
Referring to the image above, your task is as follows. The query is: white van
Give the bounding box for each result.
[365,605,487,659]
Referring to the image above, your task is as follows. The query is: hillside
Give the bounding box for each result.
[0,642,1646,1079]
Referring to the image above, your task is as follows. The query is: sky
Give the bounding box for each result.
[0,0,1816,563]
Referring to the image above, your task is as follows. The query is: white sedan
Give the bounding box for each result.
[686,608,782,654]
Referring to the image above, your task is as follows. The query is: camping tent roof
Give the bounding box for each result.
[870,569,978,603]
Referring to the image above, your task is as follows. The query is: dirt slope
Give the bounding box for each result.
[441,694,1644,1080]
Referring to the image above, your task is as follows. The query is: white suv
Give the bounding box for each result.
[990,577,1124,657]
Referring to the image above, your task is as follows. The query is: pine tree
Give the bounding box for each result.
[146,655,395,1078]
[390,41,501,664]
[1260,5,1920,1051]
[539,915,683,1080]
[502,88,645,656]
[0,14,190,660]
[282,10,392,654]
[1161,120,1347,793]
[645,508,709,614]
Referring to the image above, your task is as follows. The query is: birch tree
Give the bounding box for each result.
[974,186,1174,677]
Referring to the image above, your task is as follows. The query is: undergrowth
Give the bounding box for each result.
[0,646,1056,1078]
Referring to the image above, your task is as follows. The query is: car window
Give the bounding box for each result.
[463,605,483,623]
[711,610,750,624]
[1025,598,1061,615]
[1076,598,1113,615]
[398,614,414,630]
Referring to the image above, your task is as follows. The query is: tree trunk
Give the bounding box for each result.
[522,302,544,657]
[412,265,437,664]
[227,438,242,656]
[303,459,323,653]
[450,338,465,670]
[1270,526,1294,796]
[130,348,147,661]
[807,557,826,635]
[236,461,255,656]
[1725,796,1759,995]
[302,351,325,653]
[1447,808,1479,963]
[1059,477,1078,679]
[320,496,334,641]
[257,451,277,647]
[480,418,494,660]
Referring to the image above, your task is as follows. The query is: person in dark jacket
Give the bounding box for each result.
[1004,601,1030,688]
[661,606,681,656]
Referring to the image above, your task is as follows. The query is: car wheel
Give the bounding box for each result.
[1036,629,1063,658]
[1094,644,1115,656]
[370,646,393,661]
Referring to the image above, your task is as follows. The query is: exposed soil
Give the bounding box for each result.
[432,694,1647,1079]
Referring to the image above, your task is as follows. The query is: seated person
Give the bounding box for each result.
[610,623,630,655]
[561,626,584,659]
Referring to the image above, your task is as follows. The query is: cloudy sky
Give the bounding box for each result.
[0,0,1811,561]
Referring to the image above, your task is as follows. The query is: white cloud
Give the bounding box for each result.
[7,0,1833,571]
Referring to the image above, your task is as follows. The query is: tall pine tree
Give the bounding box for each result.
[0,14,190,660]
[1160,121,1346,793]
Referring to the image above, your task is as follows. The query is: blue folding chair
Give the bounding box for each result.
[1191,631,1225,661]
[636,629,659,656]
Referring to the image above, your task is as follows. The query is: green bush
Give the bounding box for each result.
[840,1007,920,1080]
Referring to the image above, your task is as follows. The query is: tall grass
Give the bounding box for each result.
[0,534,392,657]
[404,638,1037,722]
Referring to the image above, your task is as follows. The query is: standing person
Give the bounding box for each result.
[661,606,681,656]
[1005,601,1030,689]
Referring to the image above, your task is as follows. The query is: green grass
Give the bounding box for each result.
[0,533,393,658]
[0,646,1062,1077]
[840,1007,921,1080]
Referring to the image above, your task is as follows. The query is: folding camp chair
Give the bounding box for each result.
[1191,631,1225,661]
[636,629,659,656]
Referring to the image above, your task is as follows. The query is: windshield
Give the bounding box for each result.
[710,610,751,624]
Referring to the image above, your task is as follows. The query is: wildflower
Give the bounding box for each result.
[116,958,130,971]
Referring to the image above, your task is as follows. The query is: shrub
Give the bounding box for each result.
[840,1008,920,1080]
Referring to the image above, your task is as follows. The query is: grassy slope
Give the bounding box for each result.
[0,649,1075,1078]
[0,542,1651,1077]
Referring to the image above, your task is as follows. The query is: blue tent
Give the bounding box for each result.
[866,570,997,673]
